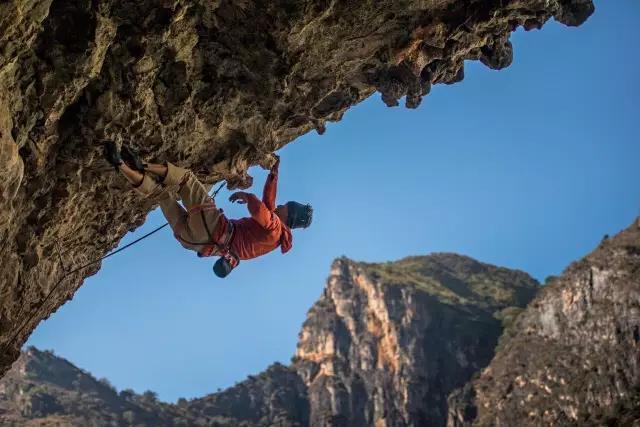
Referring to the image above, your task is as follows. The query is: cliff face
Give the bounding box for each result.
[0,0,594,374]
[448,219,640,427]
[294,254,538,427]
[0,253,539,426]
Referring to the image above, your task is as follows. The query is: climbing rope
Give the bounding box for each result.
[4,181,226,350]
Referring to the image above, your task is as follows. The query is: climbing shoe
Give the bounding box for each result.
[121,144,147,172]
[103,141,123,170]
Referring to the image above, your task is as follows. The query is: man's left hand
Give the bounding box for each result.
[270,154,280,174]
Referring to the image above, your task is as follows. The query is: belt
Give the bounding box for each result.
[216,221,235,251]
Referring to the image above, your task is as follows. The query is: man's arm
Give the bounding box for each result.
[262,155,280,211]
[229,191,278,230]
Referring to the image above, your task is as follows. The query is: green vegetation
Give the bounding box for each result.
[493,306,525,353]
[358,254,539,313]
[364,262,466,305]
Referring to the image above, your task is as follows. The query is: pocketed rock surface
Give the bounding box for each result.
[0,0,593,375]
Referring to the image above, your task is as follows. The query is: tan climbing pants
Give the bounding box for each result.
[134,163,222,252]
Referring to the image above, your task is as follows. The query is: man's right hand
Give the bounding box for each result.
[229,191,250,204]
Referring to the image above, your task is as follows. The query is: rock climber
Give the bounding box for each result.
[103,142,312,278]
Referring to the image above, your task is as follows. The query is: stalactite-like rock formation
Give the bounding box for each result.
[0,0,593,375]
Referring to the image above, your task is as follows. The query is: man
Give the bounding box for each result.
[104,142,312,278]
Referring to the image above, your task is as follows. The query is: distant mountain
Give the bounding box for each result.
[1,252,539,426]
[0,346,197,426]
[448,219,640,426]
[0,347,308,427]
[294,253,538,426]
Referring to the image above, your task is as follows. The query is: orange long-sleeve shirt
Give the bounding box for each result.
[213,166,293,260]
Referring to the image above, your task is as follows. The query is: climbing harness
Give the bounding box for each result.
[4,181,226,350]
[197,220,236,258]
[170,202,237,258]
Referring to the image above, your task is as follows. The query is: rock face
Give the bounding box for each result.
[0,253,539,426]
[294,254,538,426]
[0,0,594,374]
[447,219,640,427]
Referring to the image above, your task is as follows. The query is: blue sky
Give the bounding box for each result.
[27,1,639,402]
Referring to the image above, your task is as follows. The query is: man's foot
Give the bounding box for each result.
[103,141,122,170]
[121,144,147,172]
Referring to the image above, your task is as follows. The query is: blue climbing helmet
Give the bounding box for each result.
[285,201,313,229]
[213,253,239,278]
